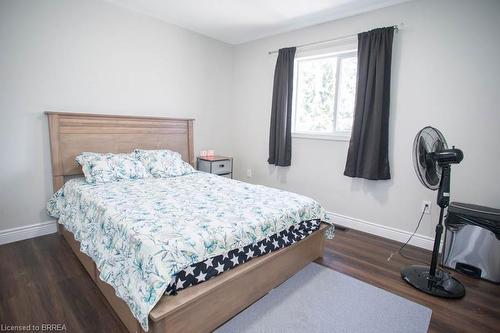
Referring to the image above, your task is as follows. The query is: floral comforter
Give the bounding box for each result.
[47,172,325,331]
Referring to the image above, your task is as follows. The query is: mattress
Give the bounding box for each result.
[47,172,325,330]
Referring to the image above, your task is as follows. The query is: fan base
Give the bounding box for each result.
[401,265,465,299]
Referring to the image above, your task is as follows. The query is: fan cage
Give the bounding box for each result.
[413,126,448,190]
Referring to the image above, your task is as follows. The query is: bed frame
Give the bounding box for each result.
[46,111,327,333]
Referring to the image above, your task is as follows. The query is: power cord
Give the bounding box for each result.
[387,204,427,264]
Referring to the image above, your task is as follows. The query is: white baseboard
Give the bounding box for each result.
[326,211,435,250]
[0,221,58,245]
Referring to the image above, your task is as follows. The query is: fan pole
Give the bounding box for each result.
[429,207,445,278]
[430,164,450,278]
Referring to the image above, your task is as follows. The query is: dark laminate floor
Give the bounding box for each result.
[0,234,127,332]
[1,229,499,332]
[316,227,500,333]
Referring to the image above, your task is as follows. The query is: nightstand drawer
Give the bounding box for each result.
[197,155,233,178]
[211,159,231,174]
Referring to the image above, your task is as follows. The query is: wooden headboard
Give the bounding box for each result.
[46,112,194,192]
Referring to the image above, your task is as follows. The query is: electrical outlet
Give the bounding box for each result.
[246,168,252,178]
[422,201,431,214]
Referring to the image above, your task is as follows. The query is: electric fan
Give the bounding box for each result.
[401,126,466,298]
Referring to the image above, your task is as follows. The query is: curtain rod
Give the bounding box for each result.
[268,23,403,55]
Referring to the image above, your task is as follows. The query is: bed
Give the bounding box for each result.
[45,112,330,333]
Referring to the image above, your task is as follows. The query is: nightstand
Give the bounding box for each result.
[197,156,233,178]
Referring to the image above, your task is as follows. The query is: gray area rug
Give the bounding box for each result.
[216,263,431,333]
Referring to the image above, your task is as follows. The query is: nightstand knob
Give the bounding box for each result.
[219,164,225,167]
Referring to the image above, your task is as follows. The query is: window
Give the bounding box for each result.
[292,49,357,140]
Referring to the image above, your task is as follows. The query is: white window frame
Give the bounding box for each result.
[291,43,357,142]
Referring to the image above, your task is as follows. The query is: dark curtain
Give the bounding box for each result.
[268,47,296,166]
[344,27,394,180]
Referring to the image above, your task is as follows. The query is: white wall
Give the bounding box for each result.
[0,0,233,232]
[231,0,500,239]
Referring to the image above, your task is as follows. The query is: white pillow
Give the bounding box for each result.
[76,152,150,184]
[134,149,194,178]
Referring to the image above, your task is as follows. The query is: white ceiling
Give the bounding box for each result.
[106,0,410,45]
